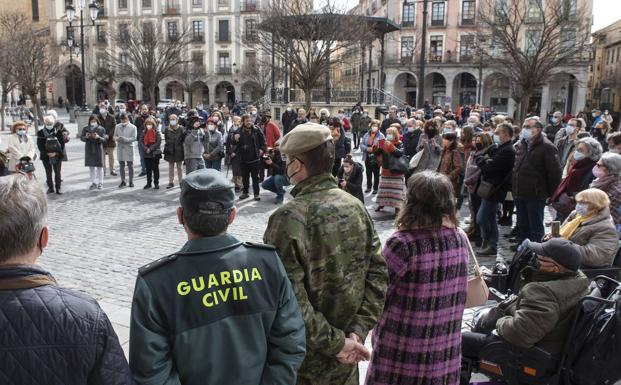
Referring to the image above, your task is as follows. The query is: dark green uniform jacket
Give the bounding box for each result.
[129,234,306,385]
[264,174,388,385]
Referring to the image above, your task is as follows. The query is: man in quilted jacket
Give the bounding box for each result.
[0,175,132,385]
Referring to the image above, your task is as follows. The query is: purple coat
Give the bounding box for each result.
[366,227,469,385]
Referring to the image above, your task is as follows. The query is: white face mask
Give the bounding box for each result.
[575,202,590,217]
[119,109,126,113]
[207,125,215,131]
[573,150,586,161]
[170,120,177,126]
[90,122,98,128]
[17,129,26,136]
[371,127,378,133]
[565,125,575,135]
[386,134,394,141]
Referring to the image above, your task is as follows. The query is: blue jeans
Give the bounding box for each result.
[477,199,500,249]
[137,144,146,173]
[205,159,221,171]
[261,174,289,198]
[515,198,547,242]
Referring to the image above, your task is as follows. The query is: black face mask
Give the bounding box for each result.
[142,112,148,117]
[475,143,484,150]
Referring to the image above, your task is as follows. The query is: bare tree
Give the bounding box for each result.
[477,0,590,120]
[240,59,272,101]
[106,23,192,105]
[12,24,60,127]
[90,66,117,101]
[177,61,211,108]
[0,12,28,130]
[255,0,375,110]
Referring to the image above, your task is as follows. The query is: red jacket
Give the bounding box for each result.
[265,121,281,148]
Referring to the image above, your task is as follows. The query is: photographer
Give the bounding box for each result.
[80,114,106,190]
[260,141,288,204]
[462,238,590,362]
[337,155,364,203]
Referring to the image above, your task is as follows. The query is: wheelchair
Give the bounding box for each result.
[461,275,621,385]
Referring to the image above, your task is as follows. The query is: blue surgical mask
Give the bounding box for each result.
[573,150,586,161]
[493,134,501,145]
[552,117,559,124]
[442,128,452,135]
[522,128,533,140]
[17,129,26,136]
[565,125,575,135]
[170,120,177,126]
[575,202,590,217]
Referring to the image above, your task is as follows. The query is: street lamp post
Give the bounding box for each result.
[417,0,428,109]
[65,0,99,111]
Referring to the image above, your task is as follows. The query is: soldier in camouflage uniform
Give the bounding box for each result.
[264,122,388,385]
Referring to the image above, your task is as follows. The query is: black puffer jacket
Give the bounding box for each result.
[0,266,132,385]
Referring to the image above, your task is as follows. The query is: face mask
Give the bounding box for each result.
[551,117,558,124]
[522,128,533,140]
[286,107,292,111]
[170,120,177,126]
[100,109,107,115]
[17,129,26,136]
[119,109,126,113]
[386,134,394,141]
[90,122,98,128]
[493,134,501,145]
[592,165,607,179]
[407,126,415,133]
[475,142,484,150]
[573,150,586,161]
[442,128,452,135]
[371,127,378,133]
[45,124,53,130]
[208,125,215,132]
[146,125,153,130]
[363,113,368,117]
[575,202,590,217]
[286,159,301,182]
[592,113,597,118]
[565,125,575,135]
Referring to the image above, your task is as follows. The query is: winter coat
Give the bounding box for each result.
[226,126,243,175]
[512,134,562,200]
[437,144,464,197]
[380,117,400,135]
[360,131,385,162]
[413,133,442,173]
[204,129,224,160]
[476,141,516,202]
[281,110,297,135]
[138,128,162,159]
[496,269,590,355]
[80,125,106,167]
[556,135,578,167]
[591,174,621,225]
[402,129,421,157]
[338,161,364,203]
[350,111,362,134]
[7,133,36,171]
[544,123,563,143]
[359,115,372,135]
[234,126,267,163]
[0,265,132,384]
[264,120,282,148]
[37,126,69,161]
[113,123,137,162]
[334,125,347,159]
[183,128,206,160]
[562,208,619,268]
[98,113,117,148]
[163,125,185,163]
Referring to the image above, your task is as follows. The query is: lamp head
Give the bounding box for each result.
[89,2,99,22]
[66,4,76,23]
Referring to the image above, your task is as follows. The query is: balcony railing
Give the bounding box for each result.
[401,20,414,28]
[217,66,232,74]
[461,17,475,26]
[215,32,230,43]
[242,33,258,43]
[192,34,205,43]
[429,54,443,63]
[241,0,257,12]
[431,19,445,26]
[163,1,180,15]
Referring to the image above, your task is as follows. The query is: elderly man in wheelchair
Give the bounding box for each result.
[461,238,592,385]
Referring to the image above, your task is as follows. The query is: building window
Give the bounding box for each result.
[402,3,415,27]
[245,19,257,42]
[167,21,178,40]
[245,51,257,66]
[119,53,129,65]
[142,22,154,38]
[459,34,475,62]
[560,29,576,50]
[218,20,230,42]
[118,0,127,9]
[192,21,204,42]
[525,29,541,54]
[96,55,107,68]
[431,2,445,26]
[118,23,130,42]
[142,0,152,8]
[461,0,475,25]
[526,0,542,21]
[218,0,229,7]
[191,51,204,66]
[96,25,106,43]
[31,0,40,21]
[242,0,257,12]
[401,36,414,60]
[218,52,231,73]
[192,0,202,6]
[429,35,443,62]
[564,0,577,18]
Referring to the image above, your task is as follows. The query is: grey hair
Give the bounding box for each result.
[577,137,603,161]
[600,152,621,176]
[553,111,562,117]
[445,120,457,129]
[0,175,48,261]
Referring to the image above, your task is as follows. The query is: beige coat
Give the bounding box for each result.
[7,134,36,171]
[563,208,619,267]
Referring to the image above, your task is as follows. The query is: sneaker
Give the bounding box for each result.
[111,171,117,176]
[138,172,146,177]
[129,182,134,188]
[89,183,97,190]
[239,193,250,200]
[119,181,126,188]
[55,189,62,195]
[143,184,152,190]
[254,195,261,201]
[478,246,497,256]
[166,183,174,189]
[274,197,284,205]
[97,184,103,190]
[47,188,54,194]
[365,188,372,193]
[154,184,160,190]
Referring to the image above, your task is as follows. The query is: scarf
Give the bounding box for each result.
[551,158,596,202]
[590,174,619,190]
[144,128,156,146]
[560,213,594,239]
[367,132,377,146]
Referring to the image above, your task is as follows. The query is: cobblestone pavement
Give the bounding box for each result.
[0,113,524,382]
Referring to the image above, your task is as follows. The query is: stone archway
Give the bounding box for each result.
[452,72,478,107]
[424,72,447,107]
[215,81,235,107]
[547,72,577,115]
[483,73,511,113]
[118,81,136,101]
[190,81,209,107]
[393,72,417,107]
[241,81,263,103]
[165,81,184,101]
[65,64,83,106]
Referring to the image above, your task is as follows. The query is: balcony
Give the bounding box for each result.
[242,33,258,44]
[461,18,475,26]
[163,1,180,15]
[241,0,257,12]
[430,19,445,27]
[401,20,414,28]
[217,66,232,74]
[192,34,205,43]
[429,54,443,63]
[215,32,230,43]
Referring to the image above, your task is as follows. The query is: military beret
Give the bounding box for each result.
[279,122,332,156]
[180,169,235,215]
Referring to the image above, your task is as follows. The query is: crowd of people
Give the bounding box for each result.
[1,98,620,385]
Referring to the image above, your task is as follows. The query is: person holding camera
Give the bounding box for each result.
[80,114,107,190]
[37,112,69,194]
[7,121,36,173]
[337,155,364,203]
[203,118,224,171]
[261,141,289,204]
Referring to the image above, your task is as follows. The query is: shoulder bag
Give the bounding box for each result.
[465,237,490,308]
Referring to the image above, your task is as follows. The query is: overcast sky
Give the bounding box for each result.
[336,0,620,33]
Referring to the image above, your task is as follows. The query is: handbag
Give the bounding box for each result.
[409,150,424,169]
[389,154,410,173]
[476,173,510,200]
[465,238,490,308]
[550,192,575,216]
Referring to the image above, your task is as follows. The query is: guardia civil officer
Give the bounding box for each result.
[263,123,388,385]
[129,169,306,385]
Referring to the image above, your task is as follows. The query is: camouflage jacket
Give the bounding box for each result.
[264,173,388,384]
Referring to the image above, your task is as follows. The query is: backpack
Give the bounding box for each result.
[43,128,62,153]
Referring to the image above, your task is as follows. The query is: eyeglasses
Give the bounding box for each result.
[595,163,606,168]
